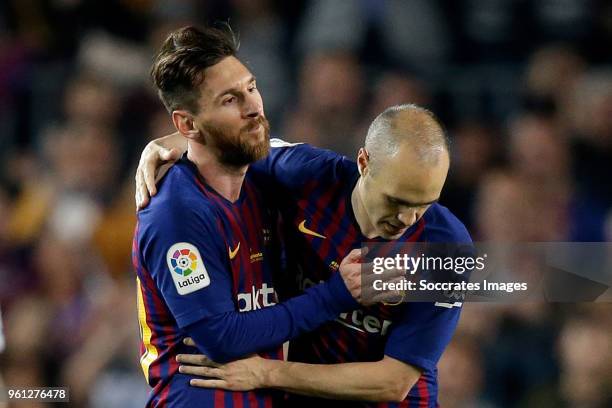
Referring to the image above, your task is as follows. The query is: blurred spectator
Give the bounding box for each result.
[364,71,432,123]
[556,310,612,407]
[508,113,571,240]
[524,307,612,407]
[0,186,33,305]
[530,0,595,45]
[438,334,495,408]
[523,45,586,116]
[3,296,49,392]
[6,120,136,281]
[473,112,571,241]
[147,107,174,138]
[565,70,612,240]
[62,276,148,407]
[483,304,560,407]
[298,0,449,73]
[283,51,364,156]
[443,121,498,230]
[77,30,150,88]
[7,122,119,246]
[62,73,122,130]
[450,0,529,62]
[0,21,32,159]
[229,0,291,125]
[475,171,527,241]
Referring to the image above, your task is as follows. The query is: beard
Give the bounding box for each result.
[202,116,270,167]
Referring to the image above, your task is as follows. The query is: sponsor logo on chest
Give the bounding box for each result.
[237,283,277,311]
[335,310,393,336]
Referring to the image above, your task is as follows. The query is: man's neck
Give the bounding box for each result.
[350,178,377,239]
[187,141,247,203]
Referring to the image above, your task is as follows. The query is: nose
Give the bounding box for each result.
[397,209,417,227]
[244,94,262,119]
[245,107,259,119]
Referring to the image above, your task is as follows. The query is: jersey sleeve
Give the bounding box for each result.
[384,302,461,372]
[139,202,235,328]
[385,205,473,372]
[250,139,348,191]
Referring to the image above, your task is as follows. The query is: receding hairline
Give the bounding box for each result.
[365,104,449,167]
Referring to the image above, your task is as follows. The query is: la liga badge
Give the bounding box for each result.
[167,242,211,295]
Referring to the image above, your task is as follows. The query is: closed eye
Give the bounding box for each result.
[386,195,437,208]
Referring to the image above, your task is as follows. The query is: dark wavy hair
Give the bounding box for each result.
[151,24,239,113]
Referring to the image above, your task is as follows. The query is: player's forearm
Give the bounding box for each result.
[187,272,358,362]
[261,357,420,402]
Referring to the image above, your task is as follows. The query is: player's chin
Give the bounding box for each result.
[244,138,270,162]
[380,222,407,239]
[379,231,406,240]
[242,126,267,144]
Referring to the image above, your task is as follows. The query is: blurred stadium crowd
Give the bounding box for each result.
[0,0,611,407]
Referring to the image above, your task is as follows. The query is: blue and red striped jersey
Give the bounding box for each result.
[251,141,472,408]
[133,156,283,408]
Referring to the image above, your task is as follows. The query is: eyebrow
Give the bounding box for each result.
[215,75,257,101]
[386,195,439,207]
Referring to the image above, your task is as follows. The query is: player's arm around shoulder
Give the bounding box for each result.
[250,138,348,190]
[135,132,186,210]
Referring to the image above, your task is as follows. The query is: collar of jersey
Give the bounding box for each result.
[181,154,248,207]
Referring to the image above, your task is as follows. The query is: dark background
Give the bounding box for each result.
[0,1,611,407]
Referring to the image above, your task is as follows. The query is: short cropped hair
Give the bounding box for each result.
[151,24,239,113]
[365,104,449,171]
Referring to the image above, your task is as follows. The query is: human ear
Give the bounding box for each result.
[357,148,370,177]
[172,111,199,139]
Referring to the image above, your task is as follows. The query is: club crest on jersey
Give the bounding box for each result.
[167,242,210,295]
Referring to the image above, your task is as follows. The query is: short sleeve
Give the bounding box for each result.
[384,302,461,372]
[385,204,473,371]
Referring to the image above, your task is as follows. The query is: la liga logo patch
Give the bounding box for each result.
[170,247,197,276]
[167,242,210,295]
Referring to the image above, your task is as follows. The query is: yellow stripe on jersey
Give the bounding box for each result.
[137,277,158,383]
